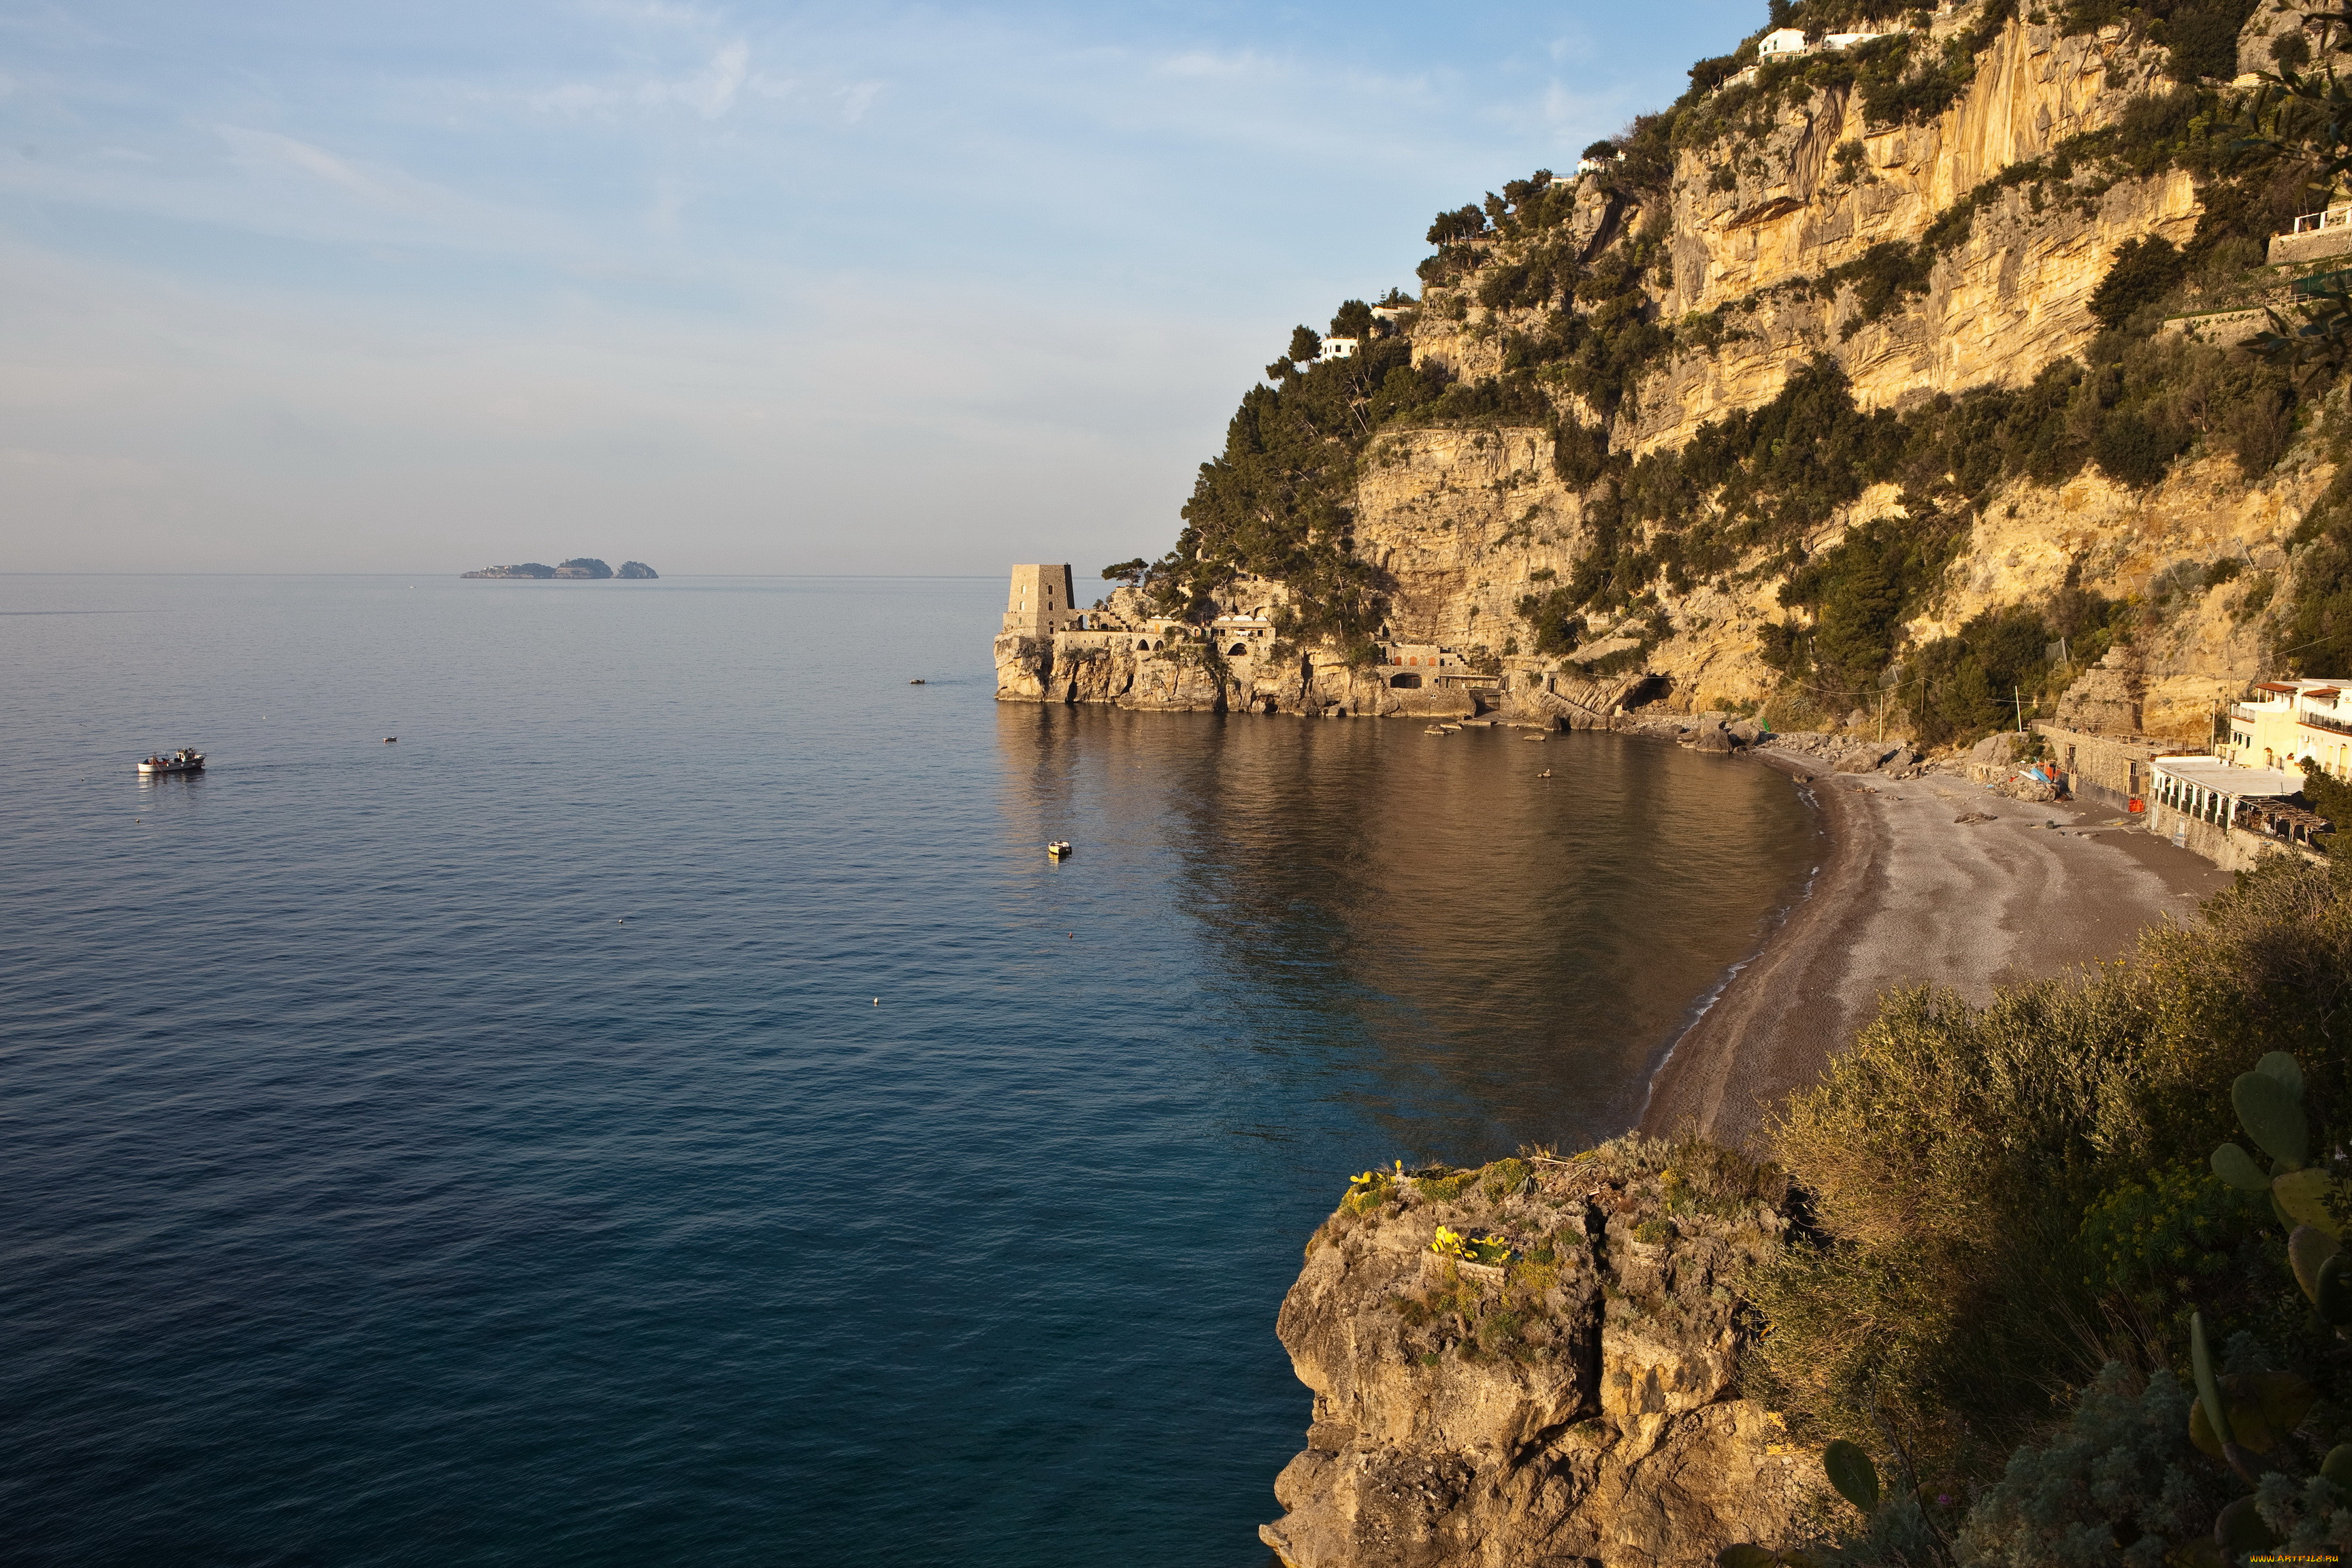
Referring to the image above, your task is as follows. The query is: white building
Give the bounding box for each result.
[1758,27,1809,57]
[2222,677,2352,780]
[1317,337,1360,362]
[2148,755,2328,851]
[1823,30,1886,49]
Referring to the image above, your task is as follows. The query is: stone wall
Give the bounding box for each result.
[2033,721,2164,813]
[2142,798,2323,875]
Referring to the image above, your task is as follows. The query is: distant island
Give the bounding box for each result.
[461,559,658,580]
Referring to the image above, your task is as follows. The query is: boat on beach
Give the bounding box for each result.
[137,748,205,776]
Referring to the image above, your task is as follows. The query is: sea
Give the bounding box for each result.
[0,574,1820,1566]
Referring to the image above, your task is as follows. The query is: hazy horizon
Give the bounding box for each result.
[2,1,1763,577]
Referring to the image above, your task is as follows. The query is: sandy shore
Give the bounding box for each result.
[1639,750,2234,1150]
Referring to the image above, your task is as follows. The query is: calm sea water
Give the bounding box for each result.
[0,574,1818,1567]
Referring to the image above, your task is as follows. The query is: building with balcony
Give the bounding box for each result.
[2269,202,2352,265]
[2221,677,2352,781]
[2147,754,2330,865]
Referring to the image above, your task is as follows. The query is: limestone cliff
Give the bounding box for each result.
[1000,0,2341,747]
[1263,1141,1811,1568]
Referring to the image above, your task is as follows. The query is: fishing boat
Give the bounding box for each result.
[137,747,205,776]
[1046,840,1073,859]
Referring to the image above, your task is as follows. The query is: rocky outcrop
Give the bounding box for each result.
[461,557,654,581]
[1262,1141,1812,1568]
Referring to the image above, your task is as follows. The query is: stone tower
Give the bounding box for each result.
[1002,564,1079,635]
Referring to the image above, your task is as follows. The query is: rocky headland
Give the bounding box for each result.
[990,1,2352,1561]
[1264,1142,1812,1568]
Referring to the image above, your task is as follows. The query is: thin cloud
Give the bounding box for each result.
[218,127,385,196]
[527,39,751,120]
[1157,50,1279,82]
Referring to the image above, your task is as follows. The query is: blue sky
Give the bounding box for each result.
[0,1,1763,574]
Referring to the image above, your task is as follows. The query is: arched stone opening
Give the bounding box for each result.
[1390,672,1422,689]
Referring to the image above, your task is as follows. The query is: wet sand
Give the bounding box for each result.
[1639,751,2234,1150]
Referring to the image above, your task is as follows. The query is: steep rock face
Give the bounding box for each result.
[1626,166,2198,452]
[1023,1,2321,744]
[1262,1143,1811,1568]
[1252,2,2293,739]
[1665,16,2167,318]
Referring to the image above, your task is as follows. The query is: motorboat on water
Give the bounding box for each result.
[137,747,205,776]
[1047,840,1073,859]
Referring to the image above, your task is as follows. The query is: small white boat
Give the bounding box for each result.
[137,747,205,776]
[1046,840,1073,859]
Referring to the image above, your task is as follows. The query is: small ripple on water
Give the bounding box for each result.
[0,574,1816,1567]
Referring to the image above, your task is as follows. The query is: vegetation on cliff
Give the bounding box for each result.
[1746,852,2352,1555]
[1147,0,2352,739]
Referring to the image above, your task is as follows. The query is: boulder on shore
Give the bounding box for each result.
[1686,719,1735,753]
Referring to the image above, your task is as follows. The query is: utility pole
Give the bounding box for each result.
[2014,686,2025,733]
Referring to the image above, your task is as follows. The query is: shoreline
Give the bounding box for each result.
[1638,745,2233,1151]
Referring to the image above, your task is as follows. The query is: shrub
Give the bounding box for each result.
[2093,408,2188,486]
[1955,1365,2227,1567]
[2089,237,2189,331]
[1901,604,2056,747]
[1750,853,2352,1473]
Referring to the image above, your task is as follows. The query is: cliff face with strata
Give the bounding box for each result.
[1264,1142,1810,1568]
[998,0,2323,743]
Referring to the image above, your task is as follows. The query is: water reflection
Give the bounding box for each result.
[994,706,1822,1161]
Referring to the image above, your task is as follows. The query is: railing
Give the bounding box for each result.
[2290,204,2352,235]
[2233,704,2262,723]
[2300,708,2352,738]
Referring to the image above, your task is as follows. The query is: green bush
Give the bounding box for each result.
[1956,1365,2227,1567]
[1901,604,2059,747]
[1750,853,2352,1475]
[2089,236,2189,331]
[2301,767,2352,853]
[2075,1162,2267,1339]
[2093,408,2188,486]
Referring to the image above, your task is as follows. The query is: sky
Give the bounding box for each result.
[0,1,1765,575]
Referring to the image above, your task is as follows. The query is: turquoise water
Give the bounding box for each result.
[0,574,1817,1565]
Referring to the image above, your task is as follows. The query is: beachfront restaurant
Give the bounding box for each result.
[2148,755,2330,848]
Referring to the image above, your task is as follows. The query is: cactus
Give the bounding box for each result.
[2215,1494,2281,1555]
[1823,1439,1880,1513]
[2322,1254,2352,1327]
[2212,1142,2272,1191]
[2256,1050,2305,1098]
[2188,1370,2318,1455]
[2210,1051,2344,1241]
[2325,1444,2352,1490]
[2290,1224,2340,1301]
[2231,1069,2309,1168]
[1717,1548,1816,1568]
[2188,1311,2253,1482]
[2276,1168,2344,1237]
